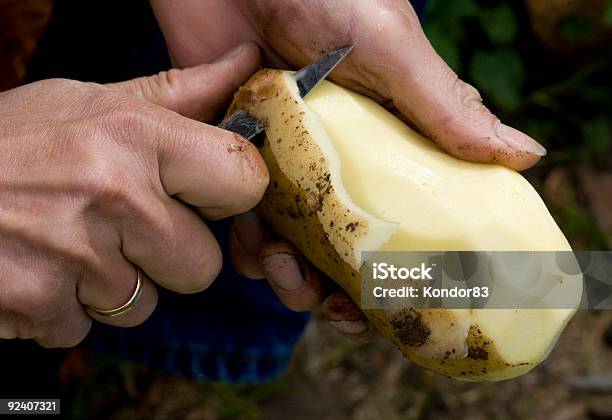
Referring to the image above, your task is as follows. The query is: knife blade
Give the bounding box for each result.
[219,45,354,140]
[293,45,353,98]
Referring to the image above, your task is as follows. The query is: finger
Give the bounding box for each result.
[0,249,91,347]
[107,42,262,121]
[154,115,269,219]
[0,321,15,340]
[387,59,545,171]
[229,211,267,279]
[259,241,325,312]
[349,5,545,170]
[321,291,375,343]
[77,254,158,327]
[120,195,223,294]
[244,0,545,170]
[35,301,92,348]
[107,42,269,218]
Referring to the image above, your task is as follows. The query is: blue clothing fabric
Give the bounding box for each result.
[84,219,310,383]
[27,0,428,384]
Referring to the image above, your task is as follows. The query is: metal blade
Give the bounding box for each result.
[220,45,354,142]
[293,45,353,98]
[218,109,264,141]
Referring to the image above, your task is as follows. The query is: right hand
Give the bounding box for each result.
[0,43,268,348]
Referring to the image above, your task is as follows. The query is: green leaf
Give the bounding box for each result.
[580,117,612,158]
[562,205,610,250]
[424,22,462,72]
[560,16,593,42]
[442,0,479,20]
[480,4,518,44]
[521,118,558,147]
[603,0,612,26]
[425,0,479,22]
[468,49,524,110]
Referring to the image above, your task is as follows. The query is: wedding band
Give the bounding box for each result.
[91,269,143,317]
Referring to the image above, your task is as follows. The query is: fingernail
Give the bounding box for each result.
[214,44,244,63]
[496,122,547,156]
[234,211,267,254]
[262,253,304,291]
[328,320,369,335]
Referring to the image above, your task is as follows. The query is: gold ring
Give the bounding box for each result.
[91,269,143,317]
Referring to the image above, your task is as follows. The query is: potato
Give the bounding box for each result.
[227,69,581,381]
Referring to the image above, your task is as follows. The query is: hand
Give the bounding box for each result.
[151,0,547,171]
[149,0,547,341]
[228,212,374,342]
[0,44,267,347]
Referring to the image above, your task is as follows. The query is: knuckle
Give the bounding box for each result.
[57,319,92,348]
[1,251,91,344]
[183,245,223,293]
[46,78,93,95]
[94,93,153,142]
[83,169,130,207]
[58,108,152,216]
[15,275,67,324]
[73,151,133,208]
[200,244,223,286]
[129,200,181,245]
[431,75,494,141]
[41,78,84,95]
[151,69,183,106]
[131,204,222,294]
[177,243,222,294]
[30,280,65,318]
[453,78,484,111]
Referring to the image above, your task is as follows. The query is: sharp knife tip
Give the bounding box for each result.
[337,44,354,54]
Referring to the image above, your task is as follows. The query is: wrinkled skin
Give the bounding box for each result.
[150,0,547,339]
[0,46,271,346]
[0,0,550,347]
[152,0,546,169]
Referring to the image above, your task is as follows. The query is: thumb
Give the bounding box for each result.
[382,28,545,171]
[106,42,261,121]
[331,4,545,171]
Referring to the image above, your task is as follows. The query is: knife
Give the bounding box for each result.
[219,45,354,141]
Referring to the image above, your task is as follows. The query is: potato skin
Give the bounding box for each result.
[227,69,553,381]
[227,69,384,272]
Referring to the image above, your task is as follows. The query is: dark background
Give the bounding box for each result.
[0,0,611,418]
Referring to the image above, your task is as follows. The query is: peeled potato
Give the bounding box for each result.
[227,69,581,381]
